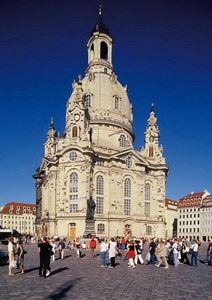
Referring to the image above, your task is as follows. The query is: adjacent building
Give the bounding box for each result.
[164,198,178,238]
[199,194,212,241]
[0,202,36,234]
[33,11,169,239]
[177,191,209,241]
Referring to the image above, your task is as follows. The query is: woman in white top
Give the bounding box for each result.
[100,239,108,267]
[190,239,199,266]
[108,238,117,268]
[8,237,15,276]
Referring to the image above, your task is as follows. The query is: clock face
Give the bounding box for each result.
[149,136,154,142]
[74,114,80,121]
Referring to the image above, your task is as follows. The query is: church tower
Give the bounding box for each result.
[33,9,168,239]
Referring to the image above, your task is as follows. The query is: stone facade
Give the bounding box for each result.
[164,198,178,238]
[199,194,212,241]
[33,13,168,239]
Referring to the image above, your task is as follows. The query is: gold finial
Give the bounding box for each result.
[99,5,102,16]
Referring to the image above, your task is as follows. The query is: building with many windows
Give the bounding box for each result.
[0,202,36,234]
[177,191,209,241]
[33,11,168,239]
[164,198,178,238]
[199,194,212,241]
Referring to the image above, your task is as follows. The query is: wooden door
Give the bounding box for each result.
[69,227,76,240]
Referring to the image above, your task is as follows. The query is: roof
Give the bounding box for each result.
[0,202,37,216]
[91,10,110,37]
[178,192,204,208]
[201,194,212,208]
[165,198,178,210]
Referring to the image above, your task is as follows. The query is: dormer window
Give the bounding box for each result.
[119,135,126,147]
[85,94,91,107]
[114,96,119,110]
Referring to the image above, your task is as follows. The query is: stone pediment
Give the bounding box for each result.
[109,149,148,166]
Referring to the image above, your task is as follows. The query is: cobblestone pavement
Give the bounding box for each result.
[0,242,211,300]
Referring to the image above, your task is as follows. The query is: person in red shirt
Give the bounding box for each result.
[89,237,97,257]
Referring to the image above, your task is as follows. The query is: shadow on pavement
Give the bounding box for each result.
[24,267,39,273]
[47,278,81,299]
[50,267,69,276]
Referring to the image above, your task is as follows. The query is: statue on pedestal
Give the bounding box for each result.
[86,196,96,220]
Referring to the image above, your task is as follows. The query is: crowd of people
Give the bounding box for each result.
[6,235,212,277]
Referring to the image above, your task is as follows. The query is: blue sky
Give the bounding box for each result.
[0,0,211,206]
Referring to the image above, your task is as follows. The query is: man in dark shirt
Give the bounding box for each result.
[148,238,157,265]
[38,237,52,277]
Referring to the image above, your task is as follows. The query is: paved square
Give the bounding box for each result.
[0,242,211,300]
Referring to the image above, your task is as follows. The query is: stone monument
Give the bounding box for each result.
[83,196,96,238]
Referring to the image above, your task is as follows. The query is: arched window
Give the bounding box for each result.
[124,178,131,215]
[72,126,78,138]
[96,175,104,214]
[145,183,150,201]
[114,97,119,110]
[85,94,91,107]
[97,223,105,234]
[144,202,150,217]
[96,175,104,195]
[146,225,152,235]
[119,134,126,147]
[70,172,78,212]
[124,178,131,198]
[149,147,154,157]
[100,42,108,60]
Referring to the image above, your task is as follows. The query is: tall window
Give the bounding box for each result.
[144,202,150,217]
[97,223,105,234]
[119,134,126,147]
[70,172,78,212]
[85,94,91,107]
[114,97,119,109]
[100,42,108,60]
[145,183,150,201]
[96,175,104,214]
[149,147,154,157]
[72,126,78,138]
[124,178,131,215]
[146,225,152,235]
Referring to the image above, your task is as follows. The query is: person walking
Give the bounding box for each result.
[148,238,157,265]
[190,239,199,266]
[16,240,25,274]
[155,240,169,269]
[58,239,66,260]
[172,238,179,267]
[181,241,190,265]
[100,239,108,267]
[8,237,15,276]
[134,240,144,265]
[38,237,52,277]
[89,237,97,258]
[51,240,57,262]
[108,238,117,268]
[127,240,136,268]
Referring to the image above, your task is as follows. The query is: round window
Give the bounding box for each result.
[69,151,77,161]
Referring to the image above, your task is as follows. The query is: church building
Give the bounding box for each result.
[33,11,168,239]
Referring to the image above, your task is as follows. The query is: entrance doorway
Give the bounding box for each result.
[125,224,132,238]
[69,223,76,240]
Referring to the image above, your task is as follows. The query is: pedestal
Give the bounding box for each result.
[83,219,96,238]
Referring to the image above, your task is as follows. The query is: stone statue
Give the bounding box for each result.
[86,196,96,220]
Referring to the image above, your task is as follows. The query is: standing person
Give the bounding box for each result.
[121,237,126,250]
[58,239,65,260]
[75,239,81,258]
[100,239,108,267]
[181,241,190,265]
[51,240,57,262]
[172,238,179,267]
[190,239,199,266]
[127,240,136,268]
[108,238,117,268]
[16,240,25,274]
[206,239,212,266]
[38,237,52,278]
[89,237,97,257]
[155,240,169,269]
[148,238,157,265]
[134,240,144,265]
[8,237,15,276]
